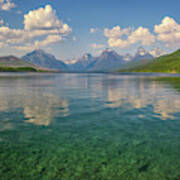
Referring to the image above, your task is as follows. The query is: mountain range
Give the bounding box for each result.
[21,47,154,72]
[69,48,154,71]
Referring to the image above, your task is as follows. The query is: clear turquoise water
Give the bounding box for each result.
[0,73,180,180]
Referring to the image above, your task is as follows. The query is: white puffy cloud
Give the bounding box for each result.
[91,43,105,49]
[14,35,63,51]
[104,17,180,49]
[25,5,62,30]
[0,0,15,11]
[34,35,63,47]
[0,26,24,42]
[104,26,131,39]
[23,5,71,36]
[154,16,180,47]
[0,4,72,51]
[104,26,155,48]
[128,27,155,45]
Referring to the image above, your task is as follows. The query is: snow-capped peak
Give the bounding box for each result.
[123,53,132,61]
[137,47,147,56]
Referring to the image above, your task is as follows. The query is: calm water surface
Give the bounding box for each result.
[0,73,180,180]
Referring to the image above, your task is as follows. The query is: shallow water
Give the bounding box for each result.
[0,73,180,180]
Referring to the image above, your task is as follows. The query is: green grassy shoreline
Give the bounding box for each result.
[0,67,58,73]
[0,67,38,72]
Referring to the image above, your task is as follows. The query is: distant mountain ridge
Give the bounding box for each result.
[22,49,68,71]
[21,47,156,72]
[66,47,154,72]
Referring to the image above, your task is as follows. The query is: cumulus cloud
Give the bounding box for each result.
[34,35,63,47]
[0,0,16,11]
[14,35,63,51]
[154,16,180,47]
[104,26,155,48]
[91,43,105,49]
[104,26,131,39]
[25,5,63,30]
[104,17,180,49]
[0,26,24,43]
[0,4,72,51]
[128,27,155,45]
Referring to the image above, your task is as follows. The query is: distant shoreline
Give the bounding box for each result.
[1,70,180,77]
[0,67,59,73]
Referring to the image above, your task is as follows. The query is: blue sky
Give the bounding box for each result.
[0,0,179,60]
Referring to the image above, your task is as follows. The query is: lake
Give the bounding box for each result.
[0,73,180,180]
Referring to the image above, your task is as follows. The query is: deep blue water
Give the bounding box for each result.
[0,73,180,180]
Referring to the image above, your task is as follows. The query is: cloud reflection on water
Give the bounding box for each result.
[0,77,70,126]
[101,76,180,120]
